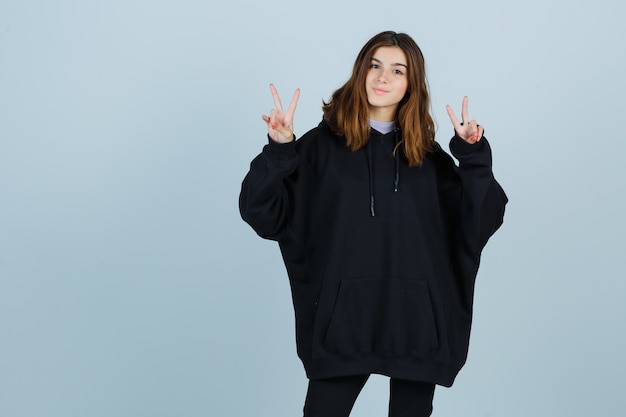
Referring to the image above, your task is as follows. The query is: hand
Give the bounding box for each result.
[262,83,300,144]
[446,96,484,144]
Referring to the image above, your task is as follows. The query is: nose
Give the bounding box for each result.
[377,69,391,83]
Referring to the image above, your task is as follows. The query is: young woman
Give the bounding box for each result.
[239,31,507,417]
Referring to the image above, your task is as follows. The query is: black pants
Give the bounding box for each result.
[303,374,435,417]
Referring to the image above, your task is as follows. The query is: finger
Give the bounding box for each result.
[270,83,284,112]
[477,125,484,141]
[461,96,469,125]
[468,120,478,141]
[446,105,461,131]
[262,115,276,139]
[286,88,300,117]
[269,108,278,129]
[276,126,293,140]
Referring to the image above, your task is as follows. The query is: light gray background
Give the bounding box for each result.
[1,1,624,416]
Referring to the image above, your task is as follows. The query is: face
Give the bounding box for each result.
[365,46,409,122]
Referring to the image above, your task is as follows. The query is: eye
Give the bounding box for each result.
[393,69,404,76]
[369,63,380,69]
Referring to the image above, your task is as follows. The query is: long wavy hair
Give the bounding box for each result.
[322,31,435,167]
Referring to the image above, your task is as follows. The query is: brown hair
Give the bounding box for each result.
[322,31,435,166]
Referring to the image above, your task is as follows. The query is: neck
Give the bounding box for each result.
[368,106,397,122]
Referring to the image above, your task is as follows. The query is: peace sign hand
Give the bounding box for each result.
[262,83,300,144]
[446,96,484,144]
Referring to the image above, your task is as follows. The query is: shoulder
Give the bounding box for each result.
[295,119,343,152]
[292,119,346,172]
[426,141,456,169]
[422,141,461,190]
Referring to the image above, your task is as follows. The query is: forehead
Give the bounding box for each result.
[371,46,407,65]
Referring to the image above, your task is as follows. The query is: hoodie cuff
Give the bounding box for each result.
[264,135,297,160]
[449,133,484,156]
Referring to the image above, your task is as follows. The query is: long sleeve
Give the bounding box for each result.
[239,138,299,241]
[449,134,508,259]
[439,133,508,312]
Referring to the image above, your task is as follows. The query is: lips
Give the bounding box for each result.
[373,88,388,95]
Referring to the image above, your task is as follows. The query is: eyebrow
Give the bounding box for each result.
[371,57,408,69]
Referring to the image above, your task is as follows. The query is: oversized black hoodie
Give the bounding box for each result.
[239,120,507,387]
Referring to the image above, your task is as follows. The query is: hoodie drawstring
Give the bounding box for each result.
[366,141,376,217]
[366,129,401,217]
[394,129,400,193]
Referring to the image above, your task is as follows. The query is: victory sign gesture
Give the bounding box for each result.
[262,83,300,144]
[446,96,484,144]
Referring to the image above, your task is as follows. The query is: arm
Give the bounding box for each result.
[239,139,298,241]
[446,97,508,259]
[450,135,508,256]
[239,84,301,240]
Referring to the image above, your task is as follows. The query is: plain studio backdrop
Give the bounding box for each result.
[1,1,624,416]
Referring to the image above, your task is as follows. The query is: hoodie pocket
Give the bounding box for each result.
[323,277,439,358]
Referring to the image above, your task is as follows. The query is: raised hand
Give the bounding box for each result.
[262,83,300,144]
[446,96,484,144]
